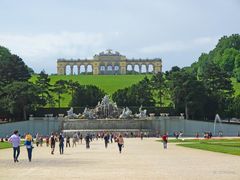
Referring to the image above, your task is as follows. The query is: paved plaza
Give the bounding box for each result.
[0,138,240,180]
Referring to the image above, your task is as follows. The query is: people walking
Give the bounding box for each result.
[79,134,83,144]
[8,130,21,162]
[25,132,33,162]
[72,133,78,147]
[104,133,109,148]
[85,133,90,149]
[59,133,64,154]
[50,133,56,155]
[140,132,144,140]
[66,136,70,147]
[162,133,168,149]
[110,133,113,143]
[35,133,40,147]
[117,134,124,153]
[46,136,49,147]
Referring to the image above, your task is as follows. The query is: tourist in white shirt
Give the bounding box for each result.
[8,130,21,163]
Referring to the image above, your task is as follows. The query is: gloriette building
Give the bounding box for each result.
[57,49,162,75]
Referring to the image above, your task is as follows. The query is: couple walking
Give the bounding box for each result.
[8,130,33,162]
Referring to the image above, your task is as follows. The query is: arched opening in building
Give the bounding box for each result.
[114,66,119,71]
[127,64,133,71]
[114,65,120,74]
[126,64,134,74]
[107,65,113,71]
[141,64,147,73]
[148,64,154,73]
[73,65,78,75]
[80,65,86,74]
[65,65,71,75]
[100,66,106,71]
[86,65,93,74]
[134,64,140,73]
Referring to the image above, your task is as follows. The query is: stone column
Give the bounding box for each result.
[85,65,87,74]
[70,66,73,75]
[132,65,134,72]
[78,65,81,75]
[64,66,66,75]
[57,63,67,75]
[139,64,142,73]
[146,64,149,73]
[112,64,114,74]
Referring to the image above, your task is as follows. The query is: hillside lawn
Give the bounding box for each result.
[31,75,240,107]
[31,75,151,107]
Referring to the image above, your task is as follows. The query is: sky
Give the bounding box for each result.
[0,0,239,73]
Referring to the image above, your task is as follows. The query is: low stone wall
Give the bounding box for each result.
[63,117,240,136]
[0,117,240,137]
[63,119,160,131]
[0,117,62,137]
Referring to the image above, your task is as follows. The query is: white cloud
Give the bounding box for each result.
[0,32,123,73]
[139,37,218,54]
[0,32,106,59]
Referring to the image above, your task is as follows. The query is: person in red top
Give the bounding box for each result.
[162,133,168,149]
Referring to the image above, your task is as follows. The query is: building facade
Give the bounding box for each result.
[57,49,162,75]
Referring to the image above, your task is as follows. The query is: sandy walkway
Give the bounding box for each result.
[0,138,240,180]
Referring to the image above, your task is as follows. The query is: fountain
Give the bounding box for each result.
[213,114,224,136]
[65,95,148,120]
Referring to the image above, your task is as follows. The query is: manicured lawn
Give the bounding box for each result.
[0,142,13,149]
[158,138,240,156]
[31,74,151,107]
[30,75,240,107]
[0,141,25,149]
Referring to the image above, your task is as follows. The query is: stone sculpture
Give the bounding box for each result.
[135,106,147,118]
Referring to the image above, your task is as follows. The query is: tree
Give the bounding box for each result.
[52,80,68,108]
[168,70,207,119]
[151,72,167,106]
[66,80,81,101]
[112,77,155,107]
[234,54,240,82]
[71,85,105,107]
[0,54,31,85]
[35,70,53,106]
[190,34,240,79]
[0,82,41,120]
[200,62,234,118]
[229,95,240,118]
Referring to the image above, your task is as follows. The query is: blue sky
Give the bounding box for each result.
[0,0,239,73]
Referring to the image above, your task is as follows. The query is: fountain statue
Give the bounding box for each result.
[82,107,95,119]
[119,107,132,119]
[135,105,147,118]
[213,114,224,135]
[66,95,150,120]
[66,107,79,119]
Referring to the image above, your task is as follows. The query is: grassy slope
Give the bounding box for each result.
[30,75,240,107]
[31,75,150,107]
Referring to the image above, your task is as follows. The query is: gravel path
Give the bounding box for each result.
[0,138,240,180]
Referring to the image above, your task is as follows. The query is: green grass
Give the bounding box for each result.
[31,74,151,107]
[0,142,12,149]
[159,138,240,156]
[0,141,24,149]
[30,75,240,107]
